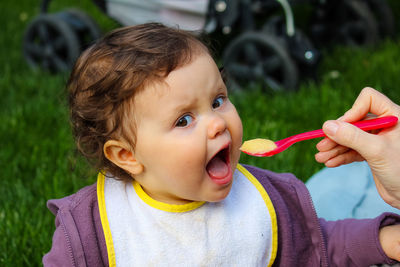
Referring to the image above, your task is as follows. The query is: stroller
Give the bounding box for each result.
[23,0,394,92]
[23,0,320,92]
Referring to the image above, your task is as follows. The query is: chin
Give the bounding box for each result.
[208,183,233,202]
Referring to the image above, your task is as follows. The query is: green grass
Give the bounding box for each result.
[1,0,400,265]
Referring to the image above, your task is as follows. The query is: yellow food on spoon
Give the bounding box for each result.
[240,138,277,154]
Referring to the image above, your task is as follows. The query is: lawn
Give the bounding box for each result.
[1,0,400,265]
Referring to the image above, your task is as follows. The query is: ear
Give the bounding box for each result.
[103,140,144,176]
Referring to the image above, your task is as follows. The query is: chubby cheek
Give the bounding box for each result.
[167,139,207,174]
[229,112,243,167]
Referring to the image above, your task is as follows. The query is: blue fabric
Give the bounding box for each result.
[306,161,400,220]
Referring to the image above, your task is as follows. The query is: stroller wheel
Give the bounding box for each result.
[23,13,80,72]
[223,32,298,92]
[335,0,378,46]
[62,9,102,48]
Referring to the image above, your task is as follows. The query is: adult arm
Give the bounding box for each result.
[315,87,400,209]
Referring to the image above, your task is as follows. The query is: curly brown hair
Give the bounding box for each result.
[68,23,210,181]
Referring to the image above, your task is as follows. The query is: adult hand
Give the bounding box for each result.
[315,87,400,209]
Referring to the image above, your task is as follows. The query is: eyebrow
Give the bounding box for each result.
[171,96,199,114]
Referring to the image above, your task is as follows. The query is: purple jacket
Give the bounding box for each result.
[43,165,399,266]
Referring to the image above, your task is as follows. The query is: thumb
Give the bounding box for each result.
[322,120,380,159]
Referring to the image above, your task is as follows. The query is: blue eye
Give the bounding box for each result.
[175,114,193,127]
[212,96,224,109]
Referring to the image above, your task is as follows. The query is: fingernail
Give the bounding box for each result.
[324,121,339,135]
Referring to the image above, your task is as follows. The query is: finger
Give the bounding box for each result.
[337,113,374,122]
[322,120,384,160]
[342,87,395,122]
[315,145,350,163]
[316,137,337,152]
[324,150,364,167]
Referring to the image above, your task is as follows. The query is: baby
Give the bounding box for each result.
[43,23,400,266]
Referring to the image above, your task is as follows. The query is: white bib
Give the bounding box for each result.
[97,164,277,267]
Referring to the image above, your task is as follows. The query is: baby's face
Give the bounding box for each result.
[131,52,243,204]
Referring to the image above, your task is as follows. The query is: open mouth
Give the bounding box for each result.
[206,145,231,184]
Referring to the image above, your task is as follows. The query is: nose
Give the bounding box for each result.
[207,113,227,139]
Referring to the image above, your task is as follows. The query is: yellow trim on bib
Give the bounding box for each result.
[133,180,206,213]
[236,164,278,267]
[97,172,116,267]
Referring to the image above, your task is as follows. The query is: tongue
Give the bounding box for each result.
[206,157,229,179]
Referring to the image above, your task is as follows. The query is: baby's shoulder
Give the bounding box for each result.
[46,183,98,216]
[43,182,108,266]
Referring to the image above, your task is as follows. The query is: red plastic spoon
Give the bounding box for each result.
[241,116,398,157]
